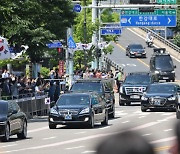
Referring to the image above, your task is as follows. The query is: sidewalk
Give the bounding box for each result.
[131,28,180,60]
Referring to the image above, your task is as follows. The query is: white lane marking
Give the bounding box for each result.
[134,111,142,114]
[151,136,176,144]
[74,132,86,135]
[138,113,150,116]
[126,64,136,67]
[157,119,168,122]
[0,144,17,148]
[1,116,175,153]
[139,116,145,119]
[164,129,173,132]
[128,28,180,63]
[122,64,126,67]
[99,126,111,130]
[66,146,84,150]
[116,113,128,116]
[28,126,48,133]
[82,151,96,154]
[122,121,129,124]
[142,133,152,136]
[162,113,173,116]
[42,137,56,140]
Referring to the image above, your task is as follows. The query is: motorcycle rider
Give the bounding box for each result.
[146,32,154,47]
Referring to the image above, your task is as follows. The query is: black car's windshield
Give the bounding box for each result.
[130,44,143,49]
[71,82,103,93]
[0,102,8,115]
[147,84,175,93]
[155,55,174,71]
[57,95,90,106]
[124,75,150,84]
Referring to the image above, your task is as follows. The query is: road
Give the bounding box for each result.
[0,28,180,154]
[0,93,178,154]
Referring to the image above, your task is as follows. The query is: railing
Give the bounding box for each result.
[1,92,49,119]
[140,27,180,53]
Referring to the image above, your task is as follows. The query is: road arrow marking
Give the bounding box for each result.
[168,17,171,24]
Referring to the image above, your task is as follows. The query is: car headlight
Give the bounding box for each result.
[171,71,175,73]
[79,107,90,114]
[130,51,134,54]
[168,96,176,101]
[120,86,123,93]
[155,71,159,74]
[143,51,146,54]
[141,96,148,101]
[50,108,58,114]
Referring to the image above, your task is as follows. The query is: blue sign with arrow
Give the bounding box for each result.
[73,4,82,13]
[101,28,122,35]
[68,36,76,49]
[120,15,176,27]
[46,41,62,48]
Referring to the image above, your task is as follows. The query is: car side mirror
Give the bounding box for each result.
[174,65,176,68]
[50,101,56,108]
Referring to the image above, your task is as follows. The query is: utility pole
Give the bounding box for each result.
[92,0,98,70]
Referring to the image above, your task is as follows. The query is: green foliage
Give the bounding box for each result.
[174,34,180,47]
[0,0,76,63]
[40,67,50,78]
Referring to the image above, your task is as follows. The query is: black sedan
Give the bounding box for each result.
[126,44,146,58]
[141,83,180,112]
[0,100,27,142]
[48,92,108,129]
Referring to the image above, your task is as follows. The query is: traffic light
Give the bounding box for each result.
[129,0,150,4]
[96,49,101,58]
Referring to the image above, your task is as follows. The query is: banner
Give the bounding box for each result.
[0,36,11,60]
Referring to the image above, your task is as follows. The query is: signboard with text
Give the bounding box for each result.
[156,0,176,4]
[120,9,177,27]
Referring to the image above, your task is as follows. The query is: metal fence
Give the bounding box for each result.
[2,92,49,119]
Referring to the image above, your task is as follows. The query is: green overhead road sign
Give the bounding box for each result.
[156,0,176,4]
[121,9,177,15]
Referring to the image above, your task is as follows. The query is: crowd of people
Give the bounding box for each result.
[0,67,125,100]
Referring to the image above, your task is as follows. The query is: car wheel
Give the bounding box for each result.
[2,123,10,142]
[126,101,131,106]
[119,100,125,106]
[88,114,94,128]
[101,111,108,126]
[126,52,128,56]
[17,121,27,139]
[49,123,57,129]
[141,106,147,112]
[172,79,175,82]
[176,108,180,119]
[109,105,115,118]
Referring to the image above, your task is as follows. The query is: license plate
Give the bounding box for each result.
[163,77,169,79]
[64,114,72,120]
[130,95,140,99]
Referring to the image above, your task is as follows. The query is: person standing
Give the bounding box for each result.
[115,69,123,93]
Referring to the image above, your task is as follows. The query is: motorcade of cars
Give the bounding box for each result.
[141,82,180,112]
[0,100,27,142]
[150,48,176,82]
[70,78,115,118]
[126,44,146,58]
[48,92,108,129]
[119,72,154,106]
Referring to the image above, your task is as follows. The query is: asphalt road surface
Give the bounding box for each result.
[0,93,178,154]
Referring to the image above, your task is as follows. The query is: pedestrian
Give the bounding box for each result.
[115,69,124,92]
[96,130,155,154]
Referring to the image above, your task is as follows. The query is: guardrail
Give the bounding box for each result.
[140,27,180,53]
[2,92,49,119]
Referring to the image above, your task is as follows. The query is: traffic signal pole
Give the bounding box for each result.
[92,0,98,70]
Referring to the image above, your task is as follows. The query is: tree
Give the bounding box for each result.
[0,0,76,63]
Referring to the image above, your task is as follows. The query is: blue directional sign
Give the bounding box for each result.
[68,36,76,49]
[73,4,82,13]
[46,41,62,48]
[101,28,122,35]
[120,15,176,27]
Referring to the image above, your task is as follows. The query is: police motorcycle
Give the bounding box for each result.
[146,32,154,48]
